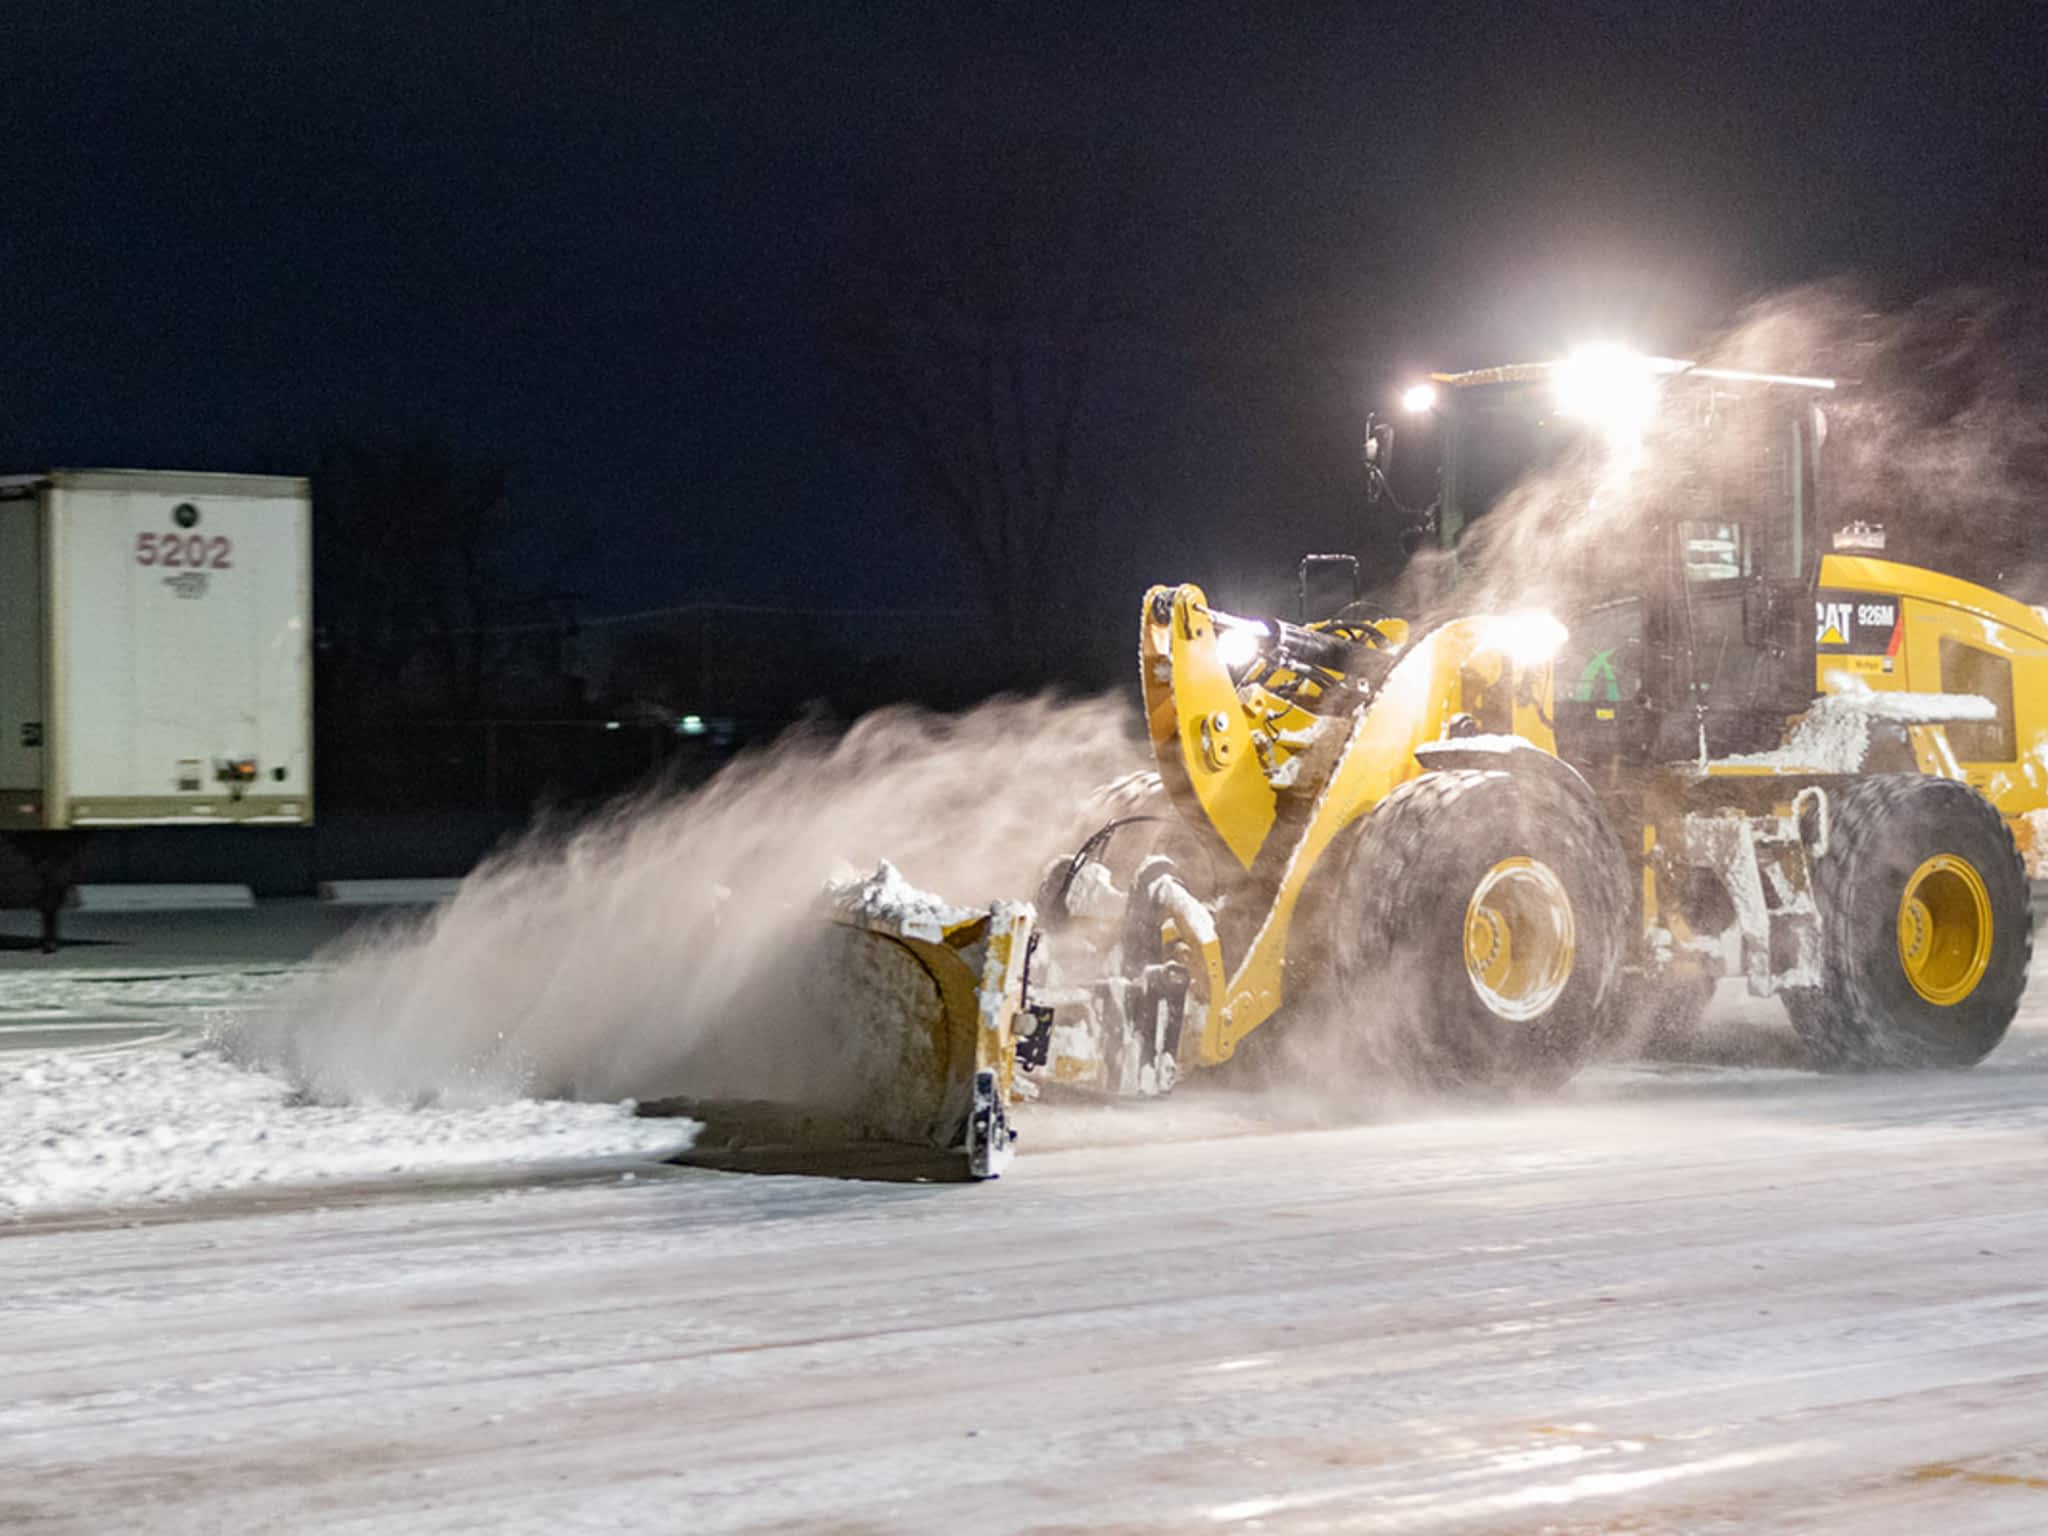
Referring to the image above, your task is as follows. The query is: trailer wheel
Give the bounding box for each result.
[1324,768,1629,1089]
[1784,775,2029,1071]
[3,832,86,955]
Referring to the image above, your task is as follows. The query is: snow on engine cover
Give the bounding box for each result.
[0,469,312,829]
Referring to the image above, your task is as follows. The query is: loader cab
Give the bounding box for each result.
[1412,356,1834,766]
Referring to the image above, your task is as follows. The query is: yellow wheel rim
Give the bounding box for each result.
[1462,857,1576,1021]
[1896,853,1994,1006]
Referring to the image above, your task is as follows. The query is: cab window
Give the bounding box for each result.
[1679,520,1747,582]
[1938,638,2016,761]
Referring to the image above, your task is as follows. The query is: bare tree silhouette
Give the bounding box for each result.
[313,440,514,716]
[837,141,1127,661]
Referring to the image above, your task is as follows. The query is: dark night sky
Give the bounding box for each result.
[6,2,2046,645]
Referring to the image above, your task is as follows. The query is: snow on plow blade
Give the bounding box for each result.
[658,865,1034,1181]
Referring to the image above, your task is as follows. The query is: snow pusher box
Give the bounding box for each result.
[675,356,2044,1179]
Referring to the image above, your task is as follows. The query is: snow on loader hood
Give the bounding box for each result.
[1710,686,1995,775]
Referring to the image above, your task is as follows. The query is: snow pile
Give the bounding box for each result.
[1713,687,1994,773]
[0,1044,692,1220]
[1062,857,1126,919]
[831,859,978,941]
[1828,687,1997,724]
[793,921,949,1143]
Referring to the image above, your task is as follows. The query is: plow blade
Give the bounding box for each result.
[839,896,1035,1178]
[652,867,1035,1180]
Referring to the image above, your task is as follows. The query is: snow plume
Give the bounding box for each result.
[1397,274,2048,616]
[224,695,1142,1117]
[1702,276,2048,587]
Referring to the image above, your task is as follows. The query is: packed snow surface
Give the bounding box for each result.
[0,966,291,1018]
[0,1043,694,1220]
[8,907,2048,1531]
[6,795,2048,1532]
[0,961,694,1219]
[6,980,2048,1533]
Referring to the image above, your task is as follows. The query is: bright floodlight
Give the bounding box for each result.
[1551,344,1659,437]
[1485,610,1570,668]
[1215,623,1265,671]
[1400,382,1438,414]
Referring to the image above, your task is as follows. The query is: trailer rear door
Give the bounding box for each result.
[0,494,43,820]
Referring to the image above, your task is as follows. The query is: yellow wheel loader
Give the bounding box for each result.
[810,351,2043,1178]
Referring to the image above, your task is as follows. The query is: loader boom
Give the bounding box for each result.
[1139,584,1566,1062]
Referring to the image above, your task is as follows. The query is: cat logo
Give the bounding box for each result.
[1816,600,1853,646]
[1815,590,1904,657]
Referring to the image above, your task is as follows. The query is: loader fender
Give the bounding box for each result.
[1413,735,1613,835]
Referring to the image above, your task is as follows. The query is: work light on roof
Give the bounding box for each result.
[1550,344,1663,438]
[1400,382,1438,414]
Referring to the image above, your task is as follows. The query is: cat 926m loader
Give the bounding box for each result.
[812,350,2045,1177]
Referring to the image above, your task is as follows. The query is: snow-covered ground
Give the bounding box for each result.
[5,917,2048,1532]
[0,1045,694,1219]
[0,933,695,1220]
[0,961,299,1052]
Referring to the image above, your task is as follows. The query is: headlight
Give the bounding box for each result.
[1485,610,1570,668]
[1215,624,1266,671]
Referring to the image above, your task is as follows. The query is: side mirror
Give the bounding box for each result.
[1362,414,1394,504]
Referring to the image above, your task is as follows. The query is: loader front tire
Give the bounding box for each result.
[1783,775,2028,1071]
[1326,768,1629,1089]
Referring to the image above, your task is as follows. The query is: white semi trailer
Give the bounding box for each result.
[0,469,312,948]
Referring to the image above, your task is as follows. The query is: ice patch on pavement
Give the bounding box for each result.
[0,967,296,1020]
[0,1044,694,1220]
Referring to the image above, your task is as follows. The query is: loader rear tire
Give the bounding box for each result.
[1783,775,2028,1071]
[1324,768,1629,1089]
